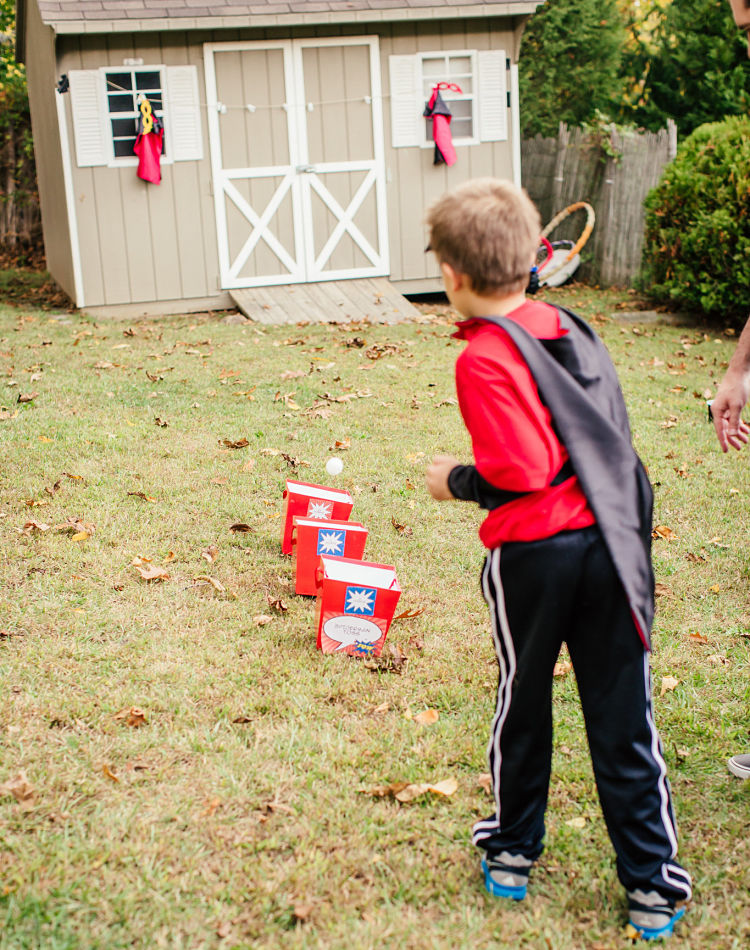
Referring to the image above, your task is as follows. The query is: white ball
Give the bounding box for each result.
[325,456,344,476]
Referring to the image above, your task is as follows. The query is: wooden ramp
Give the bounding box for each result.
[229,278,420,325]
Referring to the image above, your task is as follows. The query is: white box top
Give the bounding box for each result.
[321,556,398,589]
[287,480,353,503]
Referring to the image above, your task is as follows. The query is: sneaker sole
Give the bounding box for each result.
[728,759,750,779]
[481,858,527,901]
[627,906,685,941]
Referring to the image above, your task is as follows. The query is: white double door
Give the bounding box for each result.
[205,37,389,288]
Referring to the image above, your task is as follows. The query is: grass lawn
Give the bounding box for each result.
[1,284,748,949]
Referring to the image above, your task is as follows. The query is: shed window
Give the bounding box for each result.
[420,52,477,145]
[104,69,165,159]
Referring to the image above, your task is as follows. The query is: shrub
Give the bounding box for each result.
[641,116,750,324]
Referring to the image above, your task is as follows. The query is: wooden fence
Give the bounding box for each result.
[522,121,677,287]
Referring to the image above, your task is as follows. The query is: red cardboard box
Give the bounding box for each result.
[315,556,401,657]
[292,517,368,596]
[281,480,354,555]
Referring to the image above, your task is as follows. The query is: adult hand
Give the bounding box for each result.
[712,372,750,452]
[426,454,459,500]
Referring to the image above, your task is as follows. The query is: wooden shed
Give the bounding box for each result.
[16,0,542,319]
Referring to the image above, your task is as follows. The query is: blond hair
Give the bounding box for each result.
[426,178,541,296]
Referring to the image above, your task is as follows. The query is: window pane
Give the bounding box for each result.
[113,138,136,157]
[422,57,447,78]
[448,56,471,76]
[109,93,135,113]
[106,72,132,92]
[450,77,472,94]
[452,117,474,138]
[135,71,161,91]
[111,117,138,137]
[140,94,163,111]
[448,99,473,119]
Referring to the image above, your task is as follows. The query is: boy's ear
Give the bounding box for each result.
[440,261,465,292]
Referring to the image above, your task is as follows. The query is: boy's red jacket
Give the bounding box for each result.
[452,299,595,548]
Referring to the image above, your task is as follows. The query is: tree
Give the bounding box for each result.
[519,0,627,137]
[621,0,750,135]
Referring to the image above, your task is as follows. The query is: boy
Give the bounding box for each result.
[424,179,691,940]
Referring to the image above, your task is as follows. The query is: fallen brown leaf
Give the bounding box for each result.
[194,575,226,593]
[652,525,677,541]
[201,545,219,563]
[553,660,573,677]
[391,516,413,537]
[18,519,50,535]
[660,675,680,697]
[266,595,288,612]
[114,706,148,728]
[101,763,120,783]
[689,632,709,645]
[134,564,170,582]
[128,491,156,502]
[253,614,273,626]
[414,708,439,725]
[229,522,254,533]
[477,773,493,795]
[0,771,35,810]
[221,437,249,449]
[654,583,673,598]
[394,607,424,620]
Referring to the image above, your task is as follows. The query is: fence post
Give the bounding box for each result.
[667,118,678,162]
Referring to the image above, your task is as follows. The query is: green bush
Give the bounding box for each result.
[641,116,750,324]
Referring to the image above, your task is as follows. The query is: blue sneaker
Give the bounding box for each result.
[626,890,687,940]
[481,851,532,901]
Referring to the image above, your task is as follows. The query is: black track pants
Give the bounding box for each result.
[472,526,692,902]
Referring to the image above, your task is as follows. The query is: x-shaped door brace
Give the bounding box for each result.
[223,173,299,280]
[308,168,380,274]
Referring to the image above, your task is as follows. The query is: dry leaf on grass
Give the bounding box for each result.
[220,437,249,449]
[201,545,219,563]
[362,641,408,674]
[414,708,439,725]
[652,525,677,541]
[114,706,148,728]
[689,632,709,645]
[391,516,413,537]
[477,773,492,795]
[134,564,170,582]
[229,522,253,533]
[199,797,222,818]
[553,660,573,677]
[363,778,458,802]
[215,921,232,939]
[654,583,673,598]
[660,675,680,697]
[17,519,50,535]
[194,575,226,593]
[127,491,156,502]
[253,614,273,626]
[101,764,120,783]
[0,771,35,810]
[565,817,587,829]
[154,417,169,428]
[266,594,288,612]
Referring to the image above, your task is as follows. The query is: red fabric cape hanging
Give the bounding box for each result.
[134,128,164,184]
[423,83,461,166]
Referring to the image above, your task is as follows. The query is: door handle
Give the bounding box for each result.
[295,164,316,174]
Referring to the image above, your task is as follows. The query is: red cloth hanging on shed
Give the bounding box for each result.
[133,97,164,184]
[423,83,461,166]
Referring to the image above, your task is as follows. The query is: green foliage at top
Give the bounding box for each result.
[641,115,750,323]
[619,0,750,135]
[519,0,627,137]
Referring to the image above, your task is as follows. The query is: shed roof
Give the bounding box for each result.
[31,0,542,35]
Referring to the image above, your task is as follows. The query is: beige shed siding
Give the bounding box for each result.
[55,17,520,308]
[24,0,77,300]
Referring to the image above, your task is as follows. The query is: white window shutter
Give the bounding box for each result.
[165,65,203,162]
[67,70,109,167]
[478,50,508,142]
[389,55,421,148]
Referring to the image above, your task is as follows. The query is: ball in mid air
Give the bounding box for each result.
[325,456,344,476]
